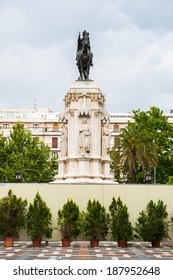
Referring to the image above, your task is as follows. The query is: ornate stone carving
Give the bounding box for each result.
[102,123,112,156]
[58,111,68,122]
[78,94,90,117]
[101,110,110,123]
[79,119,91,155]
[94,110,100,117]
[60,124,68,157]
[69,109,75,116]
[54,79,115,183]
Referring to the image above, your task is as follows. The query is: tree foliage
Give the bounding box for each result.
[26,192,53,240]
[135,200,170,241]
[109,197,133,242]
[0,134,7,181]
[133,107,173,183]
[57,199,81,239]
[110,107,173,183]
[0,190,28,238]
[110,121,158,183]
[81,199,109,240]
[0,122,58,183]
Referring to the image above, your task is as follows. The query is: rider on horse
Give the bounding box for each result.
[76,30,93,80]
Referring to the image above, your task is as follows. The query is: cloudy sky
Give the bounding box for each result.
[1,0,173,113]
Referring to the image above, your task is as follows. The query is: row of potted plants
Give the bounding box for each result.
[0,191,53,247]
[58,197,173,248]
[0,190,173,248]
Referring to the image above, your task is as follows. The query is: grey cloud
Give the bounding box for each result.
[0,0,173,114]
[118,0,173,31]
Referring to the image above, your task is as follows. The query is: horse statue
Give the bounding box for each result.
[76,31,93,80]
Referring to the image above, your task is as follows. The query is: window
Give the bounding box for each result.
[52,137,58,148]
[52,152,58,158]
[114,124,119,132]
[53,123,59,131]
[3,124,9,129]
[33,124,39,130]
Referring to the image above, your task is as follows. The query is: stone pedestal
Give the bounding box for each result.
[53,80,115,183]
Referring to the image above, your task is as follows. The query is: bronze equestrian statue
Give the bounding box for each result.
[76,31,93,80]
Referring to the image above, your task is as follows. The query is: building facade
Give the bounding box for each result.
[1,108,173,157]
[0,108,61,158]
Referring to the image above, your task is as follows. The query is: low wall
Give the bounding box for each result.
[0,183,173,241]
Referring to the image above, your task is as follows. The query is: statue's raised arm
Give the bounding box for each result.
[76,30,93,80]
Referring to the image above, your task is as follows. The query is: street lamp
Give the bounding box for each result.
[15,170,22,183]
[145,171,152,184]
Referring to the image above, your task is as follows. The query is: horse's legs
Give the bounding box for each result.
[78,64,83,80]
[84,64,89,80]
[78,62,90,80]
[83,69,87,80]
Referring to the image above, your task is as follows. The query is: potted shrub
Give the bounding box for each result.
[135,199,170,247]
[81,199,109,247]
[0,189,27,247]
[171,215,173,236]
[26,192,53,247]
[57,199,81,247]
[109,197,133,247]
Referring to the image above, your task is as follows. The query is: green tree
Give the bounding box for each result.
[135,200,170,243]
[132,107,173,183]
[81,199,109,240]
[109,197,133,243]
[110,122,158,183]
[57,199,81,240]
[0,122,58,183]
[26,192,53,240]
[166,176,173,184]
[0,189,28,239]
[110,106,173,184]
[0,134,7,181]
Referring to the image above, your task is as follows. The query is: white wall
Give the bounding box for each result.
[0,183,173,241]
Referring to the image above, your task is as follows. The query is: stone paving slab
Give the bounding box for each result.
[0,241,173,260]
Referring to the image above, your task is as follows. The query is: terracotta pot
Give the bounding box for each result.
[62,239,71,247]
[151,240,160,248]
[117,240,127,248]
[90,239,99,247]
[4,237,14,247]
[32,239,42,247]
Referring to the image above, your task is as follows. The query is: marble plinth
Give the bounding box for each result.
[53,80,116,184]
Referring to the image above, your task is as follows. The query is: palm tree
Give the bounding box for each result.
[110,123,158,183]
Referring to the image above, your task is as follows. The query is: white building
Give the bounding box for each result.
[0,108,61,158]
[1,107,173,157]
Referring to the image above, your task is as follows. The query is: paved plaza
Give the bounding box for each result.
[0,241,173,260]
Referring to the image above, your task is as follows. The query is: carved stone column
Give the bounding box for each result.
[54,80,114,183]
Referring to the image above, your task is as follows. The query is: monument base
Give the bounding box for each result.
[51,177,118,184]
[54,79,117,184]
[54,155,115,183]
